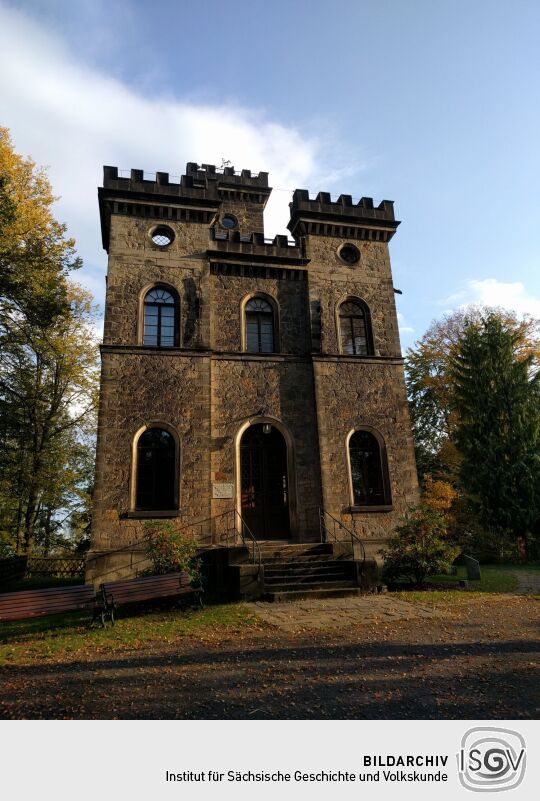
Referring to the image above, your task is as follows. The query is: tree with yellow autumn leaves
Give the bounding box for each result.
[0,128,99,555]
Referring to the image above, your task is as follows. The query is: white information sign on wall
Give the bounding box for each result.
[212,482,234,499]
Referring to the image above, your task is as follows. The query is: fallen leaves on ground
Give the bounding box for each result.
[0,596,538,720]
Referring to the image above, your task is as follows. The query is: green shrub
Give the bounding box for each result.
[380,506,460,586]
[144,521,202,584]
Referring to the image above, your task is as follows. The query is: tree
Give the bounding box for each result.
[406,307,539,482]
[0,174,16,232]
[450,314,540,556]
[380,505,460,585]
[0,130,98,555]
[0,284,99,554]
[421,474,457,513]
[0,127,81,325]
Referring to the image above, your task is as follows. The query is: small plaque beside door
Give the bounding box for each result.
[213,482,234,499]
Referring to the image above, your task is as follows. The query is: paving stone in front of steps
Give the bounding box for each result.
[246,595,439,631]
[512,570,540,595]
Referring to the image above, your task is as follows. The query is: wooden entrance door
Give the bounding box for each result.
[240,424,290,539]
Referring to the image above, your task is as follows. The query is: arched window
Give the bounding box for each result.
[245,297,275,353]
[143,287,178,347]
[339,299,373,355]
[136,428,176,510]
[349,430,389,506]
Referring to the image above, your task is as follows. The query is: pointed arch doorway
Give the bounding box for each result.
[240,423,290,539]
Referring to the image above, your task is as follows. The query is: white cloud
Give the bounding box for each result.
[443,278,540,318]
[0,3,357,310]
[397,312,414,334]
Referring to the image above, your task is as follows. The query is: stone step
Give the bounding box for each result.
[262,578,356,592]
[264,586,363,603]
[256,540,328,547]
[264,571,351,585]
[264,562,348,576]
[264,563,349,577]
[258,544,332,556]
[262,554,352,570]
[260,553,341,565]
[264,562,352,576]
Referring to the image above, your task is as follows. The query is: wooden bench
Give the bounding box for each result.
[0,584,96,622]
[96,572,203,626]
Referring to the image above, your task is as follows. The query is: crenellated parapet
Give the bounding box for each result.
[288,189,400,242]
[102,163,270,193]
[99,164,273,249]
[103,165,219,198]
[208,228,307,267]
[185,162,269,189]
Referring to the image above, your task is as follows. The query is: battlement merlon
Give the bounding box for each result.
[207,228,308,267]
[102,164,271,201]
[287,189,400,242]
[185,162,270,190]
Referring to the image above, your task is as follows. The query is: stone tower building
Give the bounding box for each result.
[87,162,418,590]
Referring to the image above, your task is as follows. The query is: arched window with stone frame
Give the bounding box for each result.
[142,285,179,347]
[244,295,277,353]
[134,426,178,511]
[338,297,373,356]
[347,428,391,508]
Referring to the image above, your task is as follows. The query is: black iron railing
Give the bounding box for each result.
[195,508,261,574]
[88,507,261,583]
[319,508,366,565]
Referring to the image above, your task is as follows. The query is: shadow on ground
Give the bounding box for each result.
[1,620,539,719]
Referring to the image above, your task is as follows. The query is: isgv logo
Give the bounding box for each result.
[458,727,526,792]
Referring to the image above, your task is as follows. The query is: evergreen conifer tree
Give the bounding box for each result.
[450,314,540,555]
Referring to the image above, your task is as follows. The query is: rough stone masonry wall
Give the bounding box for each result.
[210,356,323,540]
[207,269,321,538]
[91,350,212,551]
[103,215,211,347]
[305,234,418,545]
[218,199,265,235]
[313,359,419,540]
[210,272,311,354]
[90,214,214,582]
[305,237,402,357]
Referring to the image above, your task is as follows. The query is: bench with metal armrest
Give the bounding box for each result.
[95,572,203,626]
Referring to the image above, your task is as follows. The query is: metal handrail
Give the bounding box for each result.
[193,507,261,571]
[233,508,262,575]
[87,507,261,580]
[319,508,366,565]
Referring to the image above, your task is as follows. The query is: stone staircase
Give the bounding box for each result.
[259,540,364,602]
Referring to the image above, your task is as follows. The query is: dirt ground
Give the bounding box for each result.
[0,595,538,719]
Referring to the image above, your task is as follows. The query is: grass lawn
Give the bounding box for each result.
[394,563,537,602]
[1,564,538,668]
[515,563,540,573]
[1,571,538,719]
[1,592,538,719]
[0,602,264,667]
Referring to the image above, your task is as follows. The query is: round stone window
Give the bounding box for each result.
[150,225,175,248]
[338,243,360,265]
[220,214,238,230]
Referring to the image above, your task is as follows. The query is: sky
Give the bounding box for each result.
[1,0,539,348]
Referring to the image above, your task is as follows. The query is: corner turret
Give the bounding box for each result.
[288,189,399,242]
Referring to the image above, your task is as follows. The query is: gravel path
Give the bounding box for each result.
[512,570,540,595]
[1,595,538,720]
